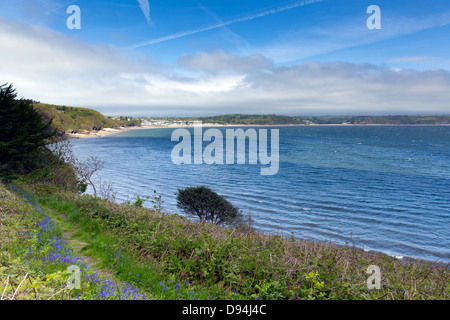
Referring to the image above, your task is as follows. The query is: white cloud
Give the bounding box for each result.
[1,17,450,117]
[390,56,444,65]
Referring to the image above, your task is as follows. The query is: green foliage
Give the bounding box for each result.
[0,250,74,300]
[0,183,151,300]
[123,194,149,208]
[0,185,73,300]
[4,181,449,300]
[197,114,305,125]
[0,83,56,180]
[303,271,326,300]
[24,151,80,192]
[150,190,165,214]
[123,191,166,213]
[132,195,147,208]
[150,114,450,125]
[27,184,449,300]
[176,186,242,225]
[34,103,140,135]
[303,115,450,125]
[0,84,81,190]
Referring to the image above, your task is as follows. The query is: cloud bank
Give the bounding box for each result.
[178,50,273,74]
[1,17,449,116]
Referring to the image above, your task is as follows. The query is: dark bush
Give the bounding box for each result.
[176,186,242,225]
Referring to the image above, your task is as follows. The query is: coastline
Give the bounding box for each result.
[65,126,150,138]
[66,122,450,138]
[65,123,275,138]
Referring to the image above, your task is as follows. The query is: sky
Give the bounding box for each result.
[0,0,449,116]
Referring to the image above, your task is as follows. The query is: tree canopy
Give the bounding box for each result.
[0,83,56,179]
[176,186,241,225]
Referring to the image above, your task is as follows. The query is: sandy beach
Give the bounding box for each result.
[65,126,159,138]
[65,123,277,138]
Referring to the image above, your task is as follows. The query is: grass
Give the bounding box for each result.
[2,181,449,300]
[1,183,150,300]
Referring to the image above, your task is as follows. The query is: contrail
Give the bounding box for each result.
[137,0,152,25]
[126,0,323,49]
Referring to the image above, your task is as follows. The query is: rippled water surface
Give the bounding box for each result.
[71,125,450,262]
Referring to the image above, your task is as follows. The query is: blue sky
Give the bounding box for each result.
[1,0,449,116]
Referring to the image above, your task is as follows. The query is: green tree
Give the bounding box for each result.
[176,186,242,225]
[0,83,56,179]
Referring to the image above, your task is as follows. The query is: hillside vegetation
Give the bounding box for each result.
[2,181,449,300]
[149,114,450,126]
[307,115,450,125]
[34,103,140,134]
[198,114,304,125]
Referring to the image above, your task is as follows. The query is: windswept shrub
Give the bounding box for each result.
[176,186,242,225]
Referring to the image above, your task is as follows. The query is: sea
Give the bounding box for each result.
[70,125,450,263]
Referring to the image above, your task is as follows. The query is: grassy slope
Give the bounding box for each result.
[1,182,215,300]
[3,181,448,300]
[0,182,152,300]
[33,103,139,134]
